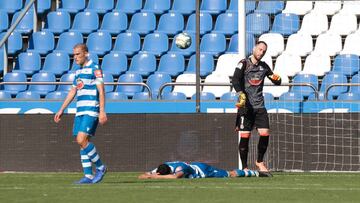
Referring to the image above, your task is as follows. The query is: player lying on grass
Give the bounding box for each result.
[138,161,272,179]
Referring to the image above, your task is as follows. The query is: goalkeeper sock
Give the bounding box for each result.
[80,149,93,178]
[83,142,104,169]
[239,137,250,169]
[257,135,269,163]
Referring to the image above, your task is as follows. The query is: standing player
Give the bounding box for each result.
[54,44,107,184]
[138,161,271,179]
[232,41,281,172]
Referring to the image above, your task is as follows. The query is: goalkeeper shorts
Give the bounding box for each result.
[238,108,270,131]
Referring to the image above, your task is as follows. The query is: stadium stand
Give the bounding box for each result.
[86,31,112,56]
[116,72,143,97]
[0,32,23,55]
[3,72,27,95]
[141,32,169,56]
[16,91,41,100]
[86,0,114,14]
[162,91,187,100]
[191,92,216,101]
[70,11,99,35]
[127,52,157,77]
[271,13,299,36]
[186,53,214,77]
[171,0,195,15]
[57,72,75,92]
[0,0,23,14]
[258,33,284,57]
[0,91,11,99]
[101,52,127,77]
[157,53,185,77]
[13,52,41,75]
[41,51,70,76]
[28,30,55,55]
[44,11,71,35]
[114,0,142,14]
[0,10,8,33]
[282,1,313,15]
[45,91,67,100]
[28,72,56,96]
[200,0,227,14]
[99,11,128,35]
[128,12,156,35]
[146,72,172,99]
[157,11,184,36]
[55,31,83,54]
[58,0,86,14]
[106,92,128,100]
[255,1,284,14]
[143,0,171,15]
[186,12,213,35]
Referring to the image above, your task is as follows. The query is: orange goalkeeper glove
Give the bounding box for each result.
[235,92,246,109]
[270,74,281,81]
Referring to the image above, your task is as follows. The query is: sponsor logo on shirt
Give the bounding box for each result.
[76,78,84,90]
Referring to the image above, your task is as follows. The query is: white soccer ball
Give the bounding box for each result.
[175,32,192,49]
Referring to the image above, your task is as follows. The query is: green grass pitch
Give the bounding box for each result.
[0,172,359,203]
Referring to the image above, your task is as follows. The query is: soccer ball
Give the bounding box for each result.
[175,32,192,49]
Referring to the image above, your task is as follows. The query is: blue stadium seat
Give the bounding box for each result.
[0,0,22,14]
[157,53,185,77]
[186,53,214,77]
[169,33,195,57]
[45,91,68,100]
[213,12,238,36]
[13,52,41,75]
[102,72,115,93]
[191,92,216,101]
[320,72,348,99]
[106,92,128,100]
[57,72,75,92]
[245,1,256,14]
[41,51,70,76]
[0,91,11,100]
[58,0,85,14]
[337,92,360,101]
[263,92,274,102]
[29,72,56,96]
[0,10,8,32]
[116,73,144,97]
[200,33,226,56]
[246,33,255,56]
[185,12,213,35]
[157,12,184,36]
[113,32,141,56]
[271,13,300,36]
[141,32,169,56]
[71,11,99,35]
[86,31,112,56]
[128,12,156,35]
[25,0,51,14]
[99,11,127,35]
[11,10,34,34]
[228,0,238,13]
[86,0,114,14]
[291,74,318,97]
[28,30,54,55]
[3,72,27,95]
[307,92,325,101]
[114,0,142,14]
[44,11,71,34]
[220,92,237,101]
[101,52,127,77]
[162,92,187,100]
[246,13,270,35]
[0,32,22,55]
[16,91,41,100]
[255,1,284,14]
[146,72,172,99]
[143,0,171,15]
[279,92,303,101]
[127,53,156,77]
[350,73,360,93]
[171,0,195,15]
[55,31,83,54]
[133,92,151,100]
[0,48,4,74]
[70,53,99,71]
[200,0,227,14]
[227,33,238,53]
[333,54,360,77]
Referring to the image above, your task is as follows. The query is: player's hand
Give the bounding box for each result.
[138,173,152,179]
[99,111,107,125]
[270,74,281,81]
[54,110,63,123]
[235,92,246,108]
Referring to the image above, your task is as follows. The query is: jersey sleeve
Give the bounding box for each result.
[264,62,281,85]
[232,59,246,93]
[93,65,104,85]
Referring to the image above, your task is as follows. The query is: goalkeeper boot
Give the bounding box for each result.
[258,171,273,177]
[75,176,93,184]
[92,165,107,183]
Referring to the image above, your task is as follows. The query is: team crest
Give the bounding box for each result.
[76,78,84,90]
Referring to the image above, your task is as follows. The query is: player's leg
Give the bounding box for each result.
[238,108,255,170]
[230,169,259,177]
[254,108,271,172]
[73,116,93,184]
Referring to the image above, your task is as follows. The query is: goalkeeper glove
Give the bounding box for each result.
[235,92,246,109]
[270,74,281,81]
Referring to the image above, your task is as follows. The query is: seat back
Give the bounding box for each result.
[202,73,231,97]
[11,10,34,34]
[59,0,85,13]
[100,11,128,35]
[57,72,75,92]
[302,53,331,76]
[86,31,112,55]
[143,0,171,14]
[106,92,128,100]
[200,0,227,14]
[146,72,172,97]
[16,91,41,100]
[29,30,55,54]
[116,73,144,96]
[186,12,212,35]
[173,73,196,97]
[333,54,359,76]
[213,12,238,35]
[0,0,22,14]
[45,91,67,100]
[29,72,56,95]
[258,33,284,57]
[56,31,83,54]
[142,32,169,56]
[313,33,342,57]
[271,13,300,36]
[0,10,8,32]
[113,32,141,56]
[172,0,195,15]
[128,53,157,76]
[291,73,318,97]
[255,1,284,14]
[3,72,27,95]
[157,12,184,36]
[86,0,114,14]
[157,53,185,77]
[114,0,142,14]
[71,11,99,34]
[45,11,71,34]
[128,12,156,35]
[101,52,127,77]
[162,91,187,100]
[186,53,214,77]
[42,51,70,75]
[200,33,226,56]
[246,13,270,35]
[320,72,348,98]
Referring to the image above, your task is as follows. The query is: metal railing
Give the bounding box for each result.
[158,82,318,100]
[0,82,152,99]
[325,83,360,100]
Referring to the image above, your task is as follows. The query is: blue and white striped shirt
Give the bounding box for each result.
[72,60,104,117]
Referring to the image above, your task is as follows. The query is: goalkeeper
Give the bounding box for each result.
[232,41,281,172]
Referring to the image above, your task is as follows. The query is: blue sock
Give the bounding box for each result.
[235,169,258,177]
[83,142,104,169]
[80,149,93,178]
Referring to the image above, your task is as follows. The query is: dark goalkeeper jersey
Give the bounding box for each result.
[232,58,281,109]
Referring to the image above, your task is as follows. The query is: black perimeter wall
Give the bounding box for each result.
[0,113,359,172]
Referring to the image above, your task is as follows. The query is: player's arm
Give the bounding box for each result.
[95,69,107,125]
[54,87,77,123]
[139,171,184,179]
[232,60,247,109]
[265,64,281,85]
